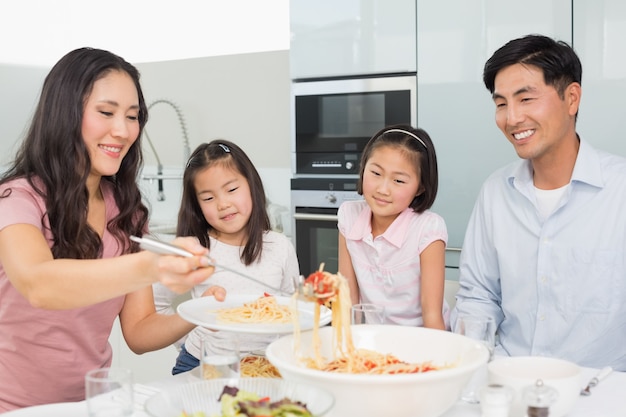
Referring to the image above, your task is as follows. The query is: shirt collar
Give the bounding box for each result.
[345,205,373,240]
[570,138,604,188]
[344,205,414,248]
[508,138,604,189]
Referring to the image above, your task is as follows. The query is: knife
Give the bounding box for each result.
[130,235,290,296]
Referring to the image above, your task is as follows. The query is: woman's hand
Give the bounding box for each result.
[155,237,215,293]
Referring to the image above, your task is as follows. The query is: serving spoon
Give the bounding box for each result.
[131,235,317,301]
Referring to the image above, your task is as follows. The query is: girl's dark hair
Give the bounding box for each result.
[357,124,438,213]
[483,34,582,98]
[177,140,270,265]
[0,47,149,259]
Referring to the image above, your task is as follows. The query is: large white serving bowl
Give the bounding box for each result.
[266,324,490,417]
[488,356,582,417]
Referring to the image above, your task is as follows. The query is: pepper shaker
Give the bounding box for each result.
[523,379,558,417]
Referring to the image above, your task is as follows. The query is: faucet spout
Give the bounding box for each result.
[142,99,191,202]
[147,99,191,163]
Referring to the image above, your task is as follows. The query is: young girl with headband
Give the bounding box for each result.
[153,139,299,374]
[338,124,449,329]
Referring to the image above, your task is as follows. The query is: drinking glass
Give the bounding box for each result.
[85,367,133,417]
[200,331,240,380]
[453,315,496,404]
[351,303,386,325]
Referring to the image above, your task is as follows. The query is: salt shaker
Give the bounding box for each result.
[480,384,514,417]
[523,379,558,417]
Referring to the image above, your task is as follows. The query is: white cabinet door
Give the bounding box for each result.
[289,0,416,79]
[417,0,572,251]
[108,317,180,383]
[573,0,626,158]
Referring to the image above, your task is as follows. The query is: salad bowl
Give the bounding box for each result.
[144,377,334,417]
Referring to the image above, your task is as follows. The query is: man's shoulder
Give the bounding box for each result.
[596,148,626,170]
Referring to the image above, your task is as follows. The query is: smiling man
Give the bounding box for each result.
[451,34,626,371]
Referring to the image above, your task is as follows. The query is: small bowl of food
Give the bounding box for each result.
[488,356,583,417]
[144,377,335,417]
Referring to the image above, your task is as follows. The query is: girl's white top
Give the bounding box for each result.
[153,230,299,358]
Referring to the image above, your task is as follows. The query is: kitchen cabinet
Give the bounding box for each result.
[573,0,626,158]
[108,317,179,383]
[289,0,416,79]
[416,0,572,252]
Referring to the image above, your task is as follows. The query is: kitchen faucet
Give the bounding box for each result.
[142,99,191,201]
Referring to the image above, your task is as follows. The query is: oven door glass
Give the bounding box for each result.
[294,208,339,275]
[295,90,411,153]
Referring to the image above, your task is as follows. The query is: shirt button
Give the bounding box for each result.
[539,315,546,321]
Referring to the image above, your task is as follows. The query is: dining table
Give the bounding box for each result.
[3,365,624,417]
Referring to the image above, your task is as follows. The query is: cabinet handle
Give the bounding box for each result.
[293,213,338,222]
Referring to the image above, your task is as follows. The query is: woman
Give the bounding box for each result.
[0,47,214,411]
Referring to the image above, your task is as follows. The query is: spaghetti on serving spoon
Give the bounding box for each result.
[292,265,444,374]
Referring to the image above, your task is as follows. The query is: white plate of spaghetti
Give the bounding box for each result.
[177,294,332,334]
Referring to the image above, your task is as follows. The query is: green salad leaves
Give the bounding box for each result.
[179,385,313,417]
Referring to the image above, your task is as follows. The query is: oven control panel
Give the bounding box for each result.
[290,177,362,209]
[293,152,361,175]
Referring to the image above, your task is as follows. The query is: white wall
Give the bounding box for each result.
[137,51,291,169]
[0,0,289,67]
[0,65,48,167]
[137,50,293,227]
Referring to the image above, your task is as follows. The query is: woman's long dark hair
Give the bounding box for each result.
[0,47,149,258]
[177,140,270,265]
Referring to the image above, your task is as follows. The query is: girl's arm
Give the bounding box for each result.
[119,286,194,353]
[0,224,214,310]
[338,232,359,305]
[419,239,447,330]
[118,285,226,354]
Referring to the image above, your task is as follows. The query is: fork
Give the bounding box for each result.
[291,274,336,303]
[580,366,613,396]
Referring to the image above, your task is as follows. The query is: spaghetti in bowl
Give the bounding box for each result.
[266,324,489,417]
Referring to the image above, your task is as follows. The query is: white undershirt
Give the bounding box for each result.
[534,183,569,220]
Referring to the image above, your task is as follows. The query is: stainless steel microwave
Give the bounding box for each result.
[291,74,417,176]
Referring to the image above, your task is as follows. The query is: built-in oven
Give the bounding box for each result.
[290,73,416,273]
[290,177,361,274]
[291,73,417,176]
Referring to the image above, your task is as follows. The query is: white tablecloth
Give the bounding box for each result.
[4,366,625,416]
[142,367,626,417]
[442,366,626,417]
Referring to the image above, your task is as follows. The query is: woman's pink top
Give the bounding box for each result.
[0,178,125,412]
